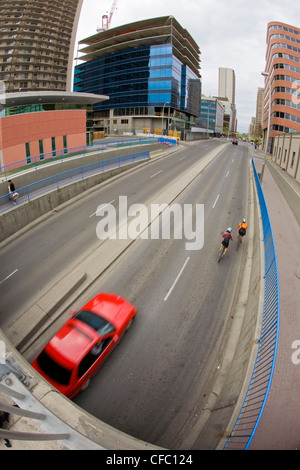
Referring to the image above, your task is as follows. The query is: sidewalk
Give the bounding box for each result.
[249,152,300,450]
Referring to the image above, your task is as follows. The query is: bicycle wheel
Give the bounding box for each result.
[236,237,242,251]
[218,246,225,262]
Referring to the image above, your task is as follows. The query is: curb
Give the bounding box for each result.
[216,158,265,449]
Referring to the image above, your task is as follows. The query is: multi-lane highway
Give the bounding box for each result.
[0,139,251,449]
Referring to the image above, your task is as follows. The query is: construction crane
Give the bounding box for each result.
[97,0,118,32]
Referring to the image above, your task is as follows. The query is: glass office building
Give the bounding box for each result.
[74,16,201,137]
[199,97,225,136]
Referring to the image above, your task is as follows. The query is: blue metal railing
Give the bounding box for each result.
[0,137,158,177]
[223,158,280,450]
[0,151,150,213]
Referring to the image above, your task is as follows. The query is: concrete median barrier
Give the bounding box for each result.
[5,270,86,351]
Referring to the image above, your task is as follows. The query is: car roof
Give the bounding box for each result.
[45,318,99,368]
[43,293,135,369]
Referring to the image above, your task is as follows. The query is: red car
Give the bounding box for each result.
[31,293,137,398]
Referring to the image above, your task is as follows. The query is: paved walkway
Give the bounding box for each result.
[249,151,300,450]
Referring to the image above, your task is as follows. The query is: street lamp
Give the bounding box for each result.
[261,71,271,156]
[161,102,168,136]
[207,105,212,139]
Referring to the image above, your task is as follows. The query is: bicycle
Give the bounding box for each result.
[236,221,247,251]
[236,229,247,251]
[218,245,227,262]
[236,235,243,251]
[218,228,232,262]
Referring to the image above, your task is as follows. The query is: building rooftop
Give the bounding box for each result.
[77,16,201,78]
[1,91,109,109]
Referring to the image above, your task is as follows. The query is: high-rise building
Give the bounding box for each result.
[218,67,236,105]
[262,21,300,153]
[74,16,201,137]
[254,87,264,138]
[248,117,256,137]
[0,0,83,93]
[218,67,237,134]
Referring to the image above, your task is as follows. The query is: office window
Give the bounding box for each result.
[39,139,44,159]
[63,135,67,153]
[291,151,295,167]
[51,137,56,157]
[25,142,31,164]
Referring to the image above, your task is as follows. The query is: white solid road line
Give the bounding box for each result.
[164,257,190,302]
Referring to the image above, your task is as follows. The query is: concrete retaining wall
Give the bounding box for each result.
[0,143,166,197]
[272,133,300,184]
[0,159,147,243]
[0,143,169,243]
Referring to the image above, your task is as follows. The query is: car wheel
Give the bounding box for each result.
[81,379,90,392]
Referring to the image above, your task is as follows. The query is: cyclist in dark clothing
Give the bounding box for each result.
[220,227,233,255]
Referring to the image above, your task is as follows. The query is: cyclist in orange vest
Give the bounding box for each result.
[237,219,248,239]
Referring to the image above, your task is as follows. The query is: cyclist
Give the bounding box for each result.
[220,227,233,255]
[237,219,248,239]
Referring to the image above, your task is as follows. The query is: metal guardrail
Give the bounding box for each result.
[0,151,150,213]
[0,370,102,449]
[0,137,157,177]
[223,158,280,450]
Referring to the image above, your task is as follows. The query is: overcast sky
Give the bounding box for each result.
[74,0,300,133]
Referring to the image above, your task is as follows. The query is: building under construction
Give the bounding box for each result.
[74,16,201,138]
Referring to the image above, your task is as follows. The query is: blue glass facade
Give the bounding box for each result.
[199,100,217,130]
[74,44,200,117]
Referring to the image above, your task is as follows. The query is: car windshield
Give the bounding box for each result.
[74,310,115,336]
[37,350,72,385]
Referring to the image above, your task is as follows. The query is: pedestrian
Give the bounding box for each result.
[7,179,19,205]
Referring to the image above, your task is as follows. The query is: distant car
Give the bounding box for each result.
[232,139,238,145]
[32,293,137,398]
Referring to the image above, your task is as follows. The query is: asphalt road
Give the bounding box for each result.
[71,141,249,449]
[0,139,224,327]
[0,139,250,449]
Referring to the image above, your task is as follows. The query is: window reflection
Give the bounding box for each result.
[74,43,200,117]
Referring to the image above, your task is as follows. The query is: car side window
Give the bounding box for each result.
[78,337,113,378]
